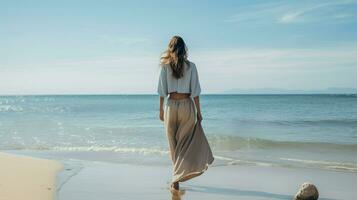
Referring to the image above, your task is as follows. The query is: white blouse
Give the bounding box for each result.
[157,61,201,98]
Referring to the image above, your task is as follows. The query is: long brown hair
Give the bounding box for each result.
[160,36,188,79]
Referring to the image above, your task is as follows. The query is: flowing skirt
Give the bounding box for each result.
[164,98,214,183]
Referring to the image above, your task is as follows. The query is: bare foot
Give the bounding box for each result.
[171,182,179,190]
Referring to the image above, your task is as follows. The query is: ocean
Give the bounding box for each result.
[1,94,357,172]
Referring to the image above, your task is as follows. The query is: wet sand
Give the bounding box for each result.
[58,160,357,200]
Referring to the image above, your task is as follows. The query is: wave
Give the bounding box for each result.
[0,105,24,112]
[3,134,357,153]
[213,155,274,167]
[202,155,357,173]
[233,119,357,127]
[53,146,169,155]
[208,135,357,151]
[213,156,357,173]
[279,158,357,173]
[2,145,170,155]
[274,119,357,126]
[4,144,357,173]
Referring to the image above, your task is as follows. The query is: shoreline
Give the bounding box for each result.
[0,152,63,200]
[3,150,356,200]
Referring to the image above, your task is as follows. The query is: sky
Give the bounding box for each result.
[1,0,357,95]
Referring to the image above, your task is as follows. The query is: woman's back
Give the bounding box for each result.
[157,61,201,98]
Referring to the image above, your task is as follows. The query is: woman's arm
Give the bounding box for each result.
[193,96,202,122]
[191,63,202,122]
[159,96,165,121]
[157,65,168,122]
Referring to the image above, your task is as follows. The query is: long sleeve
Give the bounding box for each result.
[190,63,201,98]
[157,66,168,97]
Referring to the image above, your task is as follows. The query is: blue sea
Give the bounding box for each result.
[1,94,357,172]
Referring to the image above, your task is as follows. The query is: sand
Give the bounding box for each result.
[0,152,62,200]
[58,160,357,200]
[2,150,357,200]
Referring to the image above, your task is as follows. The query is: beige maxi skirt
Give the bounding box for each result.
[164,97,214,183]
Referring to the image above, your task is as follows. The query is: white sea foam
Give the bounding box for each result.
[51,146,169,155]
[0,105,23,112]
[280,157,357,172]
[214,155,274,167]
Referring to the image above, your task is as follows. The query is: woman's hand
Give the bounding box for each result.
[159,97,164,122]
[197,112,203,123]
[159,108,164,122]
[193,96,202,123]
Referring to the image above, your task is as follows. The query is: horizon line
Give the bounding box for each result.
[1,93,357,96]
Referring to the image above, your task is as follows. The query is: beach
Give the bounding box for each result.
[1,94,357,199]
[2,0,357,198]
[2,150,357,200]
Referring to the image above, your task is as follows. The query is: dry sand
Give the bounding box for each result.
[0,152,62,200]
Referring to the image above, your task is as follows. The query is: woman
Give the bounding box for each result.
[157,36,214,191]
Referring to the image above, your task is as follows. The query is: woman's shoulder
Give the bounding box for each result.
[186,61,198,73]
[186,60,196,69]
[159,62,170,70]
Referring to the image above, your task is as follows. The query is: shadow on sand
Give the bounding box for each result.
[182,185,339,200]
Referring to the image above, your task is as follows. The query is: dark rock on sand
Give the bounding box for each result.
[294,182,319,200]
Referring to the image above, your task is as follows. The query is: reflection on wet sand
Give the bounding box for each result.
[171,188,185,200]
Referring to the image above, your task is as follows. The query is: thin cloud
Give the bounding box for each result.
[190,46,357,92]
[279,0,357,24]
[97,35,152,46]
[1,46,357,94]
[224,1,287,23]
[192,46,357,72]
[226,0,357,24]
